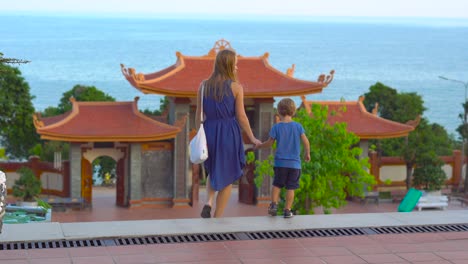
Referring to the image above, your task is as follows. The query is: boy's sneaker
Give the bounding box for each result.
[283,209,294,218]
[268,202,278,216]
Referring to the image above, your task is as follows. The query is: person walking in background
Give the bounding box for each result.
[196,49,261,218]
[256,98,310,218]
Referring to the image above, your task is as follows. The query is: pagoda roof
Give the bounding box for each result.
[300,96,418,139]
[121,39,334,98]
[33,97,183,142]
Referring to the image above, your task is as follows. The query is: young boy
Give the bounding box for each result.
[256,98,310,218]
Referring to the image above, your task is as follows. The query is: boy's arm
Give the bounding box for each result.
[256,137,275,149]
[301,133,311,162]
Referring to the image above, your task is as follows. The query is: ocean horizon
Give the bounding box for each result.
[1,13,467,136]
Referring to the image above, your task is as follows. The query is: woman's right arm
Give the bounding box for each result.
[232,82,261,145]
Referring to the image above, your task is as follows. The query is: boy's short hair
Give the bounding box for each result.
[277,98,296,116]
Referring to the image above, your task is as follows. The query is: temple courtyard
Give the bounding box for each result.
[1,187,468,263]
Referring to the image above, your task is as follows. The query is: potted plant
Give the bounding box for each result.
[412,156,446,195]
[12,167,42,206]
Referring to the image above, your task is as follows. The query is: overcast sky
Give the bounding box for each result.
[2,0,468,19]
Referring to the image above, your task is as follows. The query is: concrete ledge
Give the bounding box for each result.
[1,210,468,243]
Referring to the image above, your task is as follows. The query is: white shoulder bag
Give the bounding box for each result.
[189,85,208,164]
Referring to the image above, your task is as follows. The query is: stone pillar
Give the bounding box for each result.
[453,150,462,187]
[359,140,369,160]
[253,98,275,207]
[368,150,380,188]
[69,143,82,198]
[129,143,142,203]
[172,98,191,208]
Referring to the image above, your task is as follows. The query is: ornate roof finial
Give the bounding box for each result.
[286,64,295,77]
[372,102,379,115]
[208,39,233,56]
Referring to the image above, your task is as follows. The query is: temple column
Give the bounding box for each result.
[129,143,142,206]
[359,140,369,160]
[69,143,82,198]
[171,97,191,207]
[253,98,275,207]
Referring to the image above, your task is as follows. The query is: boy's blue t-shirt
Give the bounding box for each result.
[269,121,305,169]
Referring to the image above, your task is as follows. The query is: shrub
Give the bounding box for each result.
[12,167,42,202]
[412,157,446,192]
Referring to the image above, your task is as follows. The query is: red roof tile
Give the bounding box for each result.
[121,40,334,98]
[33,97,182,142]
[300,96,416,139]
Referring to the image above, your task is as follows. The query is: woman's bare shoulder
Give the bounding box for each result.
[231,81,243,96]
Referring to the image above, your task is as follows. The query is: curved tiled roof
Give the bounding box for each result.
[33,97,182,142]
[300,96,417,139]
[121,40,334,98]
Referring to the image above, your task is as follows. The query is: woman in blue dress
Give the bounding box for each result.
[195,49,261,218]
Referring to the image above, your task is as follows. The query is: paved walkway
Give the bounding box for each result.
[1,186,468,264]
[48,186,464,222]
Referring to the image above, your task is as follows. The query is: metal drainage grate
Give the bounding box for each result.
[0,239,104,250]
[1,224,468,251]
[370,224,468,234]
[247,227,366,240]
[113,233,242,246]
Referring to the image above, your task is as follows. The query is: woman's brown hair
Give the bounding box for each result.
[203,49,238,101]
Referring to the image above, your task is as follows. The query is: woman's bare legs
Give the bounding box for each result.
[201,176,216,218]
[205,176,216,207]
[213,184,232,218]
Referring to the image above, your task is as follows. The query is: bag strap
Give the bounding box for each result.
[200,83,205,123]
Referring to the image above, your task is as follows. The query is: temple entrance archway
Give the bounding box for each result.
[82,146,127,207]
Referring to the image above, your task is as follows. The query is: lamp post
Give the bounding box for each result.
[439,76,468,193]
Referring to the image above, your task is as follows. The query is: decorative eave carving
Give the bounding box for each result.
[32,113,44,128]
[120,64,145,82]
[406,115,421,128]
[317,70,335,86]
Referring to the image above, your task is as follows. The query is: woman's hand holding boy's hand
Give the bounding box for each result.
[251,138,262,149]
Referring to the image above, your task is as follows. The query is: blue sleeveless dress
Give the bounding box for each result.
[203,80,245,191]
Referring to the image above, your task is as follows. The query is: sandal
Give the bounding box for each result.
[201,205,211,218]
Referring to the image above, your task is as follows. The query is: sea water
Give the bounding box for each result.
[1,14,467,135]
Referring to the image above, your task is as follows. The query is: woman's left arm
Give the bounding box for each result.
[194,82,203,130]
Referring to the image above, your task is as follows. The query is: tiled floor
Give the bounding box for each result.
[50,186,465,223]
[2,186,468,264]
[2,232,468,263]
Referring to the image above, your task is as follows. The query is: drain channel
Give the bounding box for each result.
[1,224,467,251]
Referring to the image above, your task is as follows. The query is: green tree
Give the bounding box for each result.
[363,82,454,188]
[93,156,116,184]
[0,62,39,159]
[0,52,29,65]
[456,101,468,140]
[293,107,376,214]
[141,96,169,116]
[413,155,447,192]
[41,84,115,117]
[363,82,426,123]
